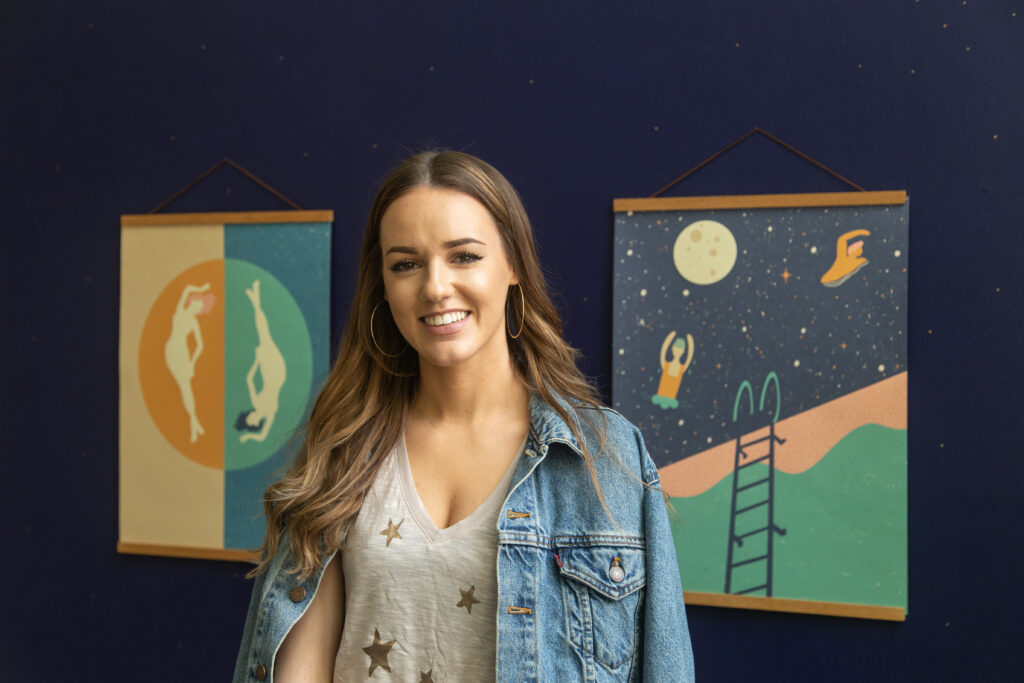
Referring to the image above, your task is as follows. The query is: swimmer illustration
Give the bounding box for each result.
[651,331,695,409]
[164,282,216,443]
[235,279,287,443]
[821,229,871,287]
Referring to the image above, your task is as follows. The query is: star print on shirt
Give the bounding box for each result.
[456,585,481,614]
[363,628,396,676]
[379,517,403,547]
[419,670,435,682]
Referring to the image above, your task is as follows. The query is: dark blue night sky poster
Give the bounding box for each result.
[612,193,908,617]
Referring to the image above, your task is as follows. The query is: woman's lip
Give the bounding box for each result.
[419,311,471,335]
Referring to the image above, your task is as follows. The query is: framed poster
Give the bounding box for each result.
[118,211,332,561]
[612,192,908,620]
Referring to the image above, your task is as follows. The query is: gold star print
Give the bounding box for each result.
[781,267,792,283]
[379,517,403,547]
[363,628,396,676]
[420,670,435,682]
[456,585,481,614]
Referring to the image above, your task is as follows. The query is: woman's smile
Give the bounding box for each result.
[420,310,471,334]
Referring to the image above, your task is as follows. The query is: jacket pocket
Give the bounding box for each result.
[557,544,646,672]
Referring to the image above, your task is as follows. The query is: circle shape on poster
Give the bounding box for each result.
[672,220,737,285]
[223,258,313,472]
[138,258,313,471]
[138,260,226,469]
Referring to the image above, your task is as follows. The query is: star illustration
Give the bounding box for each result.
[363,628,396,676]
[379,518,403,547]
[456,585,481,614]
[781,267,792,283]
[419,670,435,682]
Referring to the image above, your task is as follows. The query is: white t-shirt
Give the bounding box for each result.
[333,432,522,682]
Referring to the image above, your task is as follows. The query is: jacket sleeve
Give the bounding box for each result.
[232,538,335,683]
[639,432,696,681]
[233,566,269,683]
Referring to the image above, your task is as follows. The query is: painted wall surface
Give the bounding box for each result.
[2,1,1022,680]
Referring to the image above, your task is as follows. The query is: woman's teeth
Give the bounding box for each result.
[423,311,468,326]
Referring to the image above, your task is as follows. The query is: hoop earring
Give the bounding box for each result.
[507,283,526,339]
[370,302,406,357]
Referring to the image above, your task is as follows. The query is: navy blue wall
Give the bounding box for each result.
[3,1,1021,680]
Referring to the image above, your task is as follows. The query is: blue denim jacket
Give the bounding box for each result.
[234,394,695,682]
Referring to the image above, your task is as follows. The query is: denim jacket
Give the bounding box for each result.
[234,394,695,682]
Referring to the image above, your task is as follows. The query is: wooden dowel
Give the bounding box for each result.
[121,210,333,226]
[614,191,906,213]
[683,590,906,621]
[117,541,257,563]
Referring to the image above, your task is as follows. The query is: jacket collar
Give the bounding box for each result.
[528,391,584,456]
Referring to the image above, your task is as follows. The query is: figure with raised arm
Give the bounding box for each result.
[652,330,695,409]
[164,282,215,443]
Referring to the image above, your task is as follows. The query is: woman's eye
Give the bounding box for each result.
[389,260,418,273]
[453,251,482,264]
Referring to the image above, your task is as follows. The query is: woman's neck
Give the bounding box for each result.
[412,357,529,426]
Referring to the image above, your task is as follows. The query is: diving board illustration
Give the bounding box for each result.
[612,192,908,620]
[118,211,331,560]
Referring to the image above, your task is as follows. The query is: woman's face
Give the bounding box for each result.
[379,186,517,373]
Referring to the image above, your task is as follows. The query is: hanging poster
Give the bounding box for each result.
[612,192,908,620]
[118,211,332,561]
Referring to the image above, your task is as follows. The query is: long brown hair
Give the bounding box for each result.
[252,151,604,579]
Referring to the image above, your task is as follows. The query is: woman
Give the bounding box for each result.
[234,151,695,682]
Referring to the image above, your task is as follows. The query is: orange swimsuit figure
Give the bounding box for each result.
[821,229,870,287]
[652,331,694,409]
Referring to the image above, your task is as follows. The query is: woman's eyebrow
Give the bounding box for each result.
[384,245,418,256]
[384,237,485,256]
[443,237,485,249]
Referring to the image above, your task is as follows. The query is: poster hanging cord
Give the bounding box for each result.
[650,127,866,198]
[149,158,304,213]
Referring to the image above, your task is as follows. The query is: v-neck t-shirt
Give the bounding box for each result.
[333,432,522,682]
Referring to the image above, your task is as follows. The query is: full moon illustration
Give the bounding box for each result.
[672,220,738,285]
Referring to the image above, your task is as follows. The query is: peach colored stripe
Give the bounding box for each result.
[659,372,907,497]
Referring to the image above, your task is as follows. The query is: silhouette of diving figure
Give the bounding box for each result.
[236,279,287,443]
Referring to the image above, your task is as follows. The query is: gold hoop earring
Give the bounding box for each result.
[507,283,526,339]
[370,302,406,357]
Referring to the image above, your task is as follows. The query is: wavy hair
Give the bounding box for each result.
[251,151,605,579]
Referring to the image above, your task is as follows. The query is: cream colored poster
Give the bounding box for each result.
[118,211,331,560]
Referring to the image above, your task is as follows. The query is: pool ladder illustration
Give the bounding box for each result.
[724,372,787,597]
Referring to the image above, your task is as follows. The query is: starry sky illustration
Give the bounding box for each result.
[612,202,909,469]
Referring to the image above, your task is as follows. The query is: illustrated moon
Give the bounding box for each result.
[672,220,737,285]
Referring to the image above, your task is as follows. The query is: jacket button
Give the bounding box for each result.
[609,558,625,583]
[255,664,267,680]
[289,586,307,602]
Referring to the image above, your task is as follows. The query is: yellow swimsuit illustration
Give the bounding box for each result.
[821,229,870,287]
[652,331,694,409]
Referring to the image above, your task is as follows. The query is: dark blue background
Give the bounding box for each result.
[2,1,1021,680]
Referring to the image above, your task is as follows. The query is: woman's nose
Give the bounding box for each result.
[420,263,453,301]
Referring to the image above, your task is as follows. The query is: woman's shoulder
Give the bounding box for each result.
[533,392,658,483]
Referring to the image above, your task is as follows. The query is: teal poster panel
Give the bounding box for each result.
[224,222,331,551]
